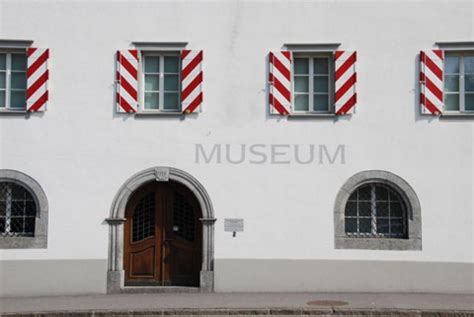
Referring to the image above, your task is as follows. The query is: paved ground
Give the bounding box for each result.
[0,292,473,316]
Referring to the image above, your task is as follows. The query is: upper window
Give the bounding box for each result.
[444,52,474,112]
[141,53,181,112]
[344,183,407,238]
[0,182,36,237]
[293,54,332,113]
[0,52,27,110]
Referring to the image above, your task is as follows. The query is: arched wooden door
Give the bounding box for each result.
[124,181,202,286]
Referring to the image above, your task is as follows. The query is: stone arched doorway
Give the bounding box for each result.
[106,167,216,293]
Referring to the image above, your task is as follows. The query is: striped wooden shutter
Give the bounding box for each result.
[26,48,49,112]
[269,51,291,115]
[181,50,203,113]
[334,51,357,115]
[116,50,139,113]
[420,50,444,115]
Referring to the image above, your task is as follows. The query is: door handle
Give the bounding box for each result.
[163,238,173,245]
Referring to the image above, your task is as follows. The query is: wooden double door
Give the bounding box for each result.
[124,181,202,286]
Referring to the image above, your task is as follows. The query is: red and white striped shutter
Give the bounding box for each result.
[26,48,49,112]
[420,50,444,115]
[181,50,203,113]
[334,51,357,115]
[269,51,291,115]
[116,50,139,113]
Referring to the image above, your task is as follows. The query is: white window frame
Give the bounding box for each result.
[0,50,28,111]
[139,51,181,113]
[444,51,474,113]
[292,52,334,115]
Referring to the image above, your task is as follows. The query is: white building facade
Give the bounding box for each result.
[0,0,473,297]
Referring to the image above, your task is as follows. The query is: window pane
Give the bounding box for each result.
[144,56,160,73]
[358,185,371,200]
[313,76,328,93]
[359,202,371,216]
[465,93,474,111]
[0,54,5,70]
[144,92,159,109]
[390,218,405,236]
[464,56,474,73]
[444,94,459,111]
[164,56,179,73]
[376,202,389,217]
[294,58,309,74]
[10,91,26,108]
[0,91,4,108]
[445,56,459,74]
[164,74,179,91]
[314,58,329,74]
[444,75,459,92]
[345,201,357,216]
[11,54,26,71]
[376,218,390,234]
[345,218,357,233]
[359,219,371,233]
[144,75,159,91]
[294,94,308,111]
[313,94,329,111]
[465,75,474,92]
[0,72,5,89]
[294,76,308,92]
[11,72,26,89]
[375,186,389,200]
[163,92,179,110]
[348,191,357,201]
[390,202,404,217]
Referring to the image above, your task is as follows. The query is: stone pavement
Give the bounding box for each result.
[0,292,473,316]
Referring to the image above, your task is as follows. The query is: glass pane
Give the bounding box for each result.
[376,202,389,217]
[359,202,371,216]
[144,56,160,73]
[390,202,404,217]
[10,91,26,108]
[163,92,179,110]
[294,76,308,92]
[359,219,371,233]
[345,202,357,216]
[444,94,459,111]
[0,91,4,107]
[348,191,357,201]
[164,74,179,91]
[445,56,459,74]
[0,72,5,89]
[11,54,26,71]
[358,185,371,200]
[144,75,159,91]
[314,76,328,93]
[465,94,474,111]
[164,56,179,73]
[11,72,26,89]
[390,218,404,236]
[345,218,357,233]
[376,218,390,234]
[0,54,5,70]
[294,58,309,74]
[465,75,474,92]
[314,58,329,74]
[313,94,329,111]
[294,94,308,111]
[444,75,459,92]
[464,56,474,73]
[144,92,159,109]
[375,186,388,200]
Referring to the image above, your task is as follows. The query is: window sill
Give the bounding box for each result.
[0,109,27,115]
[288,113,338,118]
[335,236,421,251]
[135,111,184,117]
[0,236,47,249]
[440,112,474,118]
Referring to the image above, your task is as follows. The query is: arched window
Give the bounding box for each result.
[334,170,421,250]
[0,170,48,249]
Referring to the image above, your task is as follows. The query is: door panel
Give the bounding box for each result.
[124,181,202,287]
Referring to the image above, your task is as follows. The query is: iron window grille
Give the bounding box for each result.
[131,192,155,243]
[344,183,408,238]
[0,182,36,237]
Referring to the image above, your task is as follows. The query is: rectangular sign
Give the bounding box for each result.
[224,218,244,232]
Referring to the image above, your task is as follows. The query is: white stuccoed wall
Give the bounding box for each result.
[0,0,472,277]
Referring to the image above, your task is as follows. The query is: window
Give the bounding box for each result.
[141,53,180,112]
[334,170,421,250]
[344,183,407,238]
[444,52,474,112]
[0,170,48,249]
[293,54,332,113]
[0,52,27,110]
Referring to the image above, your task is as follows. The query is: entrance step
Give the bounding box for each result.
[120,286,200,293]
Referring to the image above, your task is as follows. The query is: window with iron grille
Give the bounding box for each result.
[0,52,27,110]
[132,192,155,243]
[0,182,36,237]
[344,183,408,238]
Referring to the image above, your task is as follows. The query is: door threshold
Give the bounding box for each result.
[121,286,200,293]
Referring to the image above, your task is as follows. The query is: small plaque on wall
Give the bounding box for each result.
[224,218,244,233]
